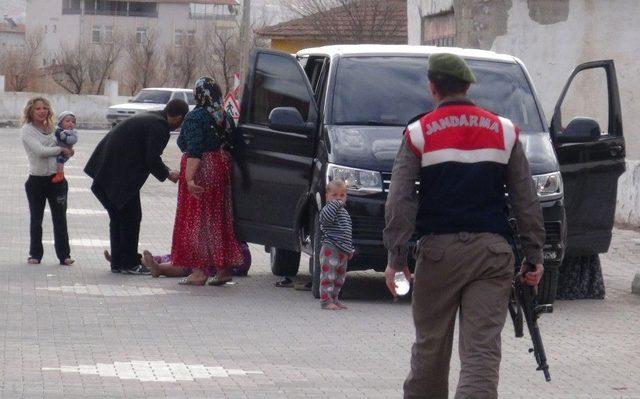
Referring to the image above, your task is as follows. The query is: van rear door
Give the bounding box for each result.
[233,49,319,250]
[550,60,625,256]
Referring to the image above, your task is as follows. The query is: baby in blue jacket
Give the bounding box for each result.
[52,111,78,183]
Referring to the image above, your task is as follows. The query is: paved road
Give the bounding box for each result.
[1,128,639,398]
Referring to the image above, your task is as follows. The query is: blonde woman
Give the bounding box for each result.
[21,97,74,265]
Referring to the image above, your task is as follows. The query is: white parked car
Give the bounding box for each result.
[106,88,196,126]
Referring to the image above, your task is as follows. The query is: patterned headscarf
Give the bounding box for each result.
[194,76,235,146]
[194,76,230,126]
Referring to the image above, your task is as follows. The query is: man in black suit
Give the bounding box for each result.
[85,99,189,274]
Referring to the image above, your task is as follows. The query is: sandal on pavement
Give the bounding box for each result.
[178,277,206,286]
[60,258,75,266]
[274,277,294,288]
[294,282,312,291]
[27,257,41,265]
[207,275,232,286]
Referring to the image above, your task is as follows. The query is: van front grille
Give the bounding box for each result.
[381,172,419,193]
[544,222,562,244]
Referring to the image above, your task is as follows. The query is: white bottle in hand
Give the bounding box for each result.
[394,272,410,296]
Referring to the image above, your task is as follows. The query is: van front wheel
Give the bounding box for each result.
[269,248,300,277]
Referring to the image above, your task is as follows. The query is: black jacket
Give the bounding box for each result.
[84,111,171,209]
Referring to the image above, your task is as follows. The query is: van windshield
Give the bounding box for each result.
[331,56,544,132]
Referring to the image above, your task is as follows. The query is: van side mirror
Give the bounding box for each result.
[268,107,312,134]
[555,117,601,143]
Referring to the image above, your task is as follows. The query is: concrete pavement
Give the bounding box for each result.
[0,127,639,398]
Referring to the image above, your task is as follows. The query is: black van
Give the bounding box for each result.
[233,45,625,303]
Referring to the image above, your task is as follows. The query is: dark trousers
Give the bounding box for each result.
[25,175,71,262]
[91,184,142,271]
[404,232,514,399]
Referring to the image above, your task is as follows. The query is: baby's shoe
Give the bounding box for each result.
[51,172,65,183]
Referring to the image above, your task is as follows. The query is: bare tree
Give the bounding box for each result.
[123,29,161,95]
[156,46,177,87]
[201,26,240,94]
[87,37,123,94]
[52,38,122,94]
[0,28,44,91]
[173,38,201,88]
[286,0,404,43]
[51,41,89,94]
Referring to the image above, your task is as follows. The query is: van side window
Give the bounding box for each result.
[558,68,609,134]
[248,53,311,126]
[304,57,329,98]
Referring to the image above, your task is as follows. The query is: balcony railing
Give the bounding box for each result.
[83,9,158,17]
[189,13,237,21]
[61,7,82,15]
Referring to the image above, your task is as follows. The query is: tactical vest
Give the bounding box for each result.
[405,101,519,237]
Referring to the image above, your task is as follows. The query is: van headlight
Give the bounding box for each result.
[532,172,563,198]
[326,164,382,195]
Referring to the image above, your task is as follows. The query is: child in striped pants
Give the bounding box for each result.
[319,179,354,310]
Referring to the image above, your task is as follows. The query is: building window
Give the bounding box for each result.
[92,25,101,43]
[94,0,127,16]
[189,3,237,20]
[128,2,158,17]
[53,25,57,33]
[136,27,147,44]
[186,30,195,46]
[62,0,82,14]
[174,30,183,47]
[104,26,113,43]
[84,1,158,17]
[421,9,456,47]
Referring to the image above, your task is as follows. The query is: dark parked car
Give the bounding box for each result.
[233,45,625,303]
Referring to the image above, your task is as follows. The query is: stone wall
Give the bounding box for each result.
[0,90,130,129]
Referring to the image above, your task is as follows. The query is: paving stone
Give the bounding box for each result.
[1,128,639,398]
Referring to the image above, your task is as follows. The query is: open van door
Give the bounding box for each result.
[550,60,625,256]
[233,49,319,254]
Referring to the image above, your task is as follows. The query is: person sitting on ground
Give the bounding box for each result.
[52,111,78,184]
[104,248,251,278]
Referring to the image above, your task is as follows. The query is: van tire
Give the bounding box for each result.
[311,215,321,299]
[537,265,559,304]
[270,247,300,277]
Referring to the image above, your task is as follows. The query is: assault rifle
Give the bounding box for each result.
[507,230,553,382]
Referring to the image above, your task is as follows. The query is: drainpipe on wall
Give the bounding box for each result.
[104,79,119,103]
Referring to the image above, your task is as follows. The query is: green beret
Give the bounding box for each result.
[428,53,476,83]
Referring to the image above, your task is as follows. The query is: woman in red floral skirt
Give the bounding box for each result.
[170,76,247,286]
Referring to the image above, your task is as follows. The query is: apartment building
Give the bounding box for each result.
[26,0,239,67]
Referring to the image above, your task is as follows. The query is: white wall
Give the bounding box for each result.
[0,31,25,49]
[0,91,130,129]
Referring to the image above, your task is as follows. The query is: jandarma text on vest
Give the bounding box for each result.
[425,115,500,136]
